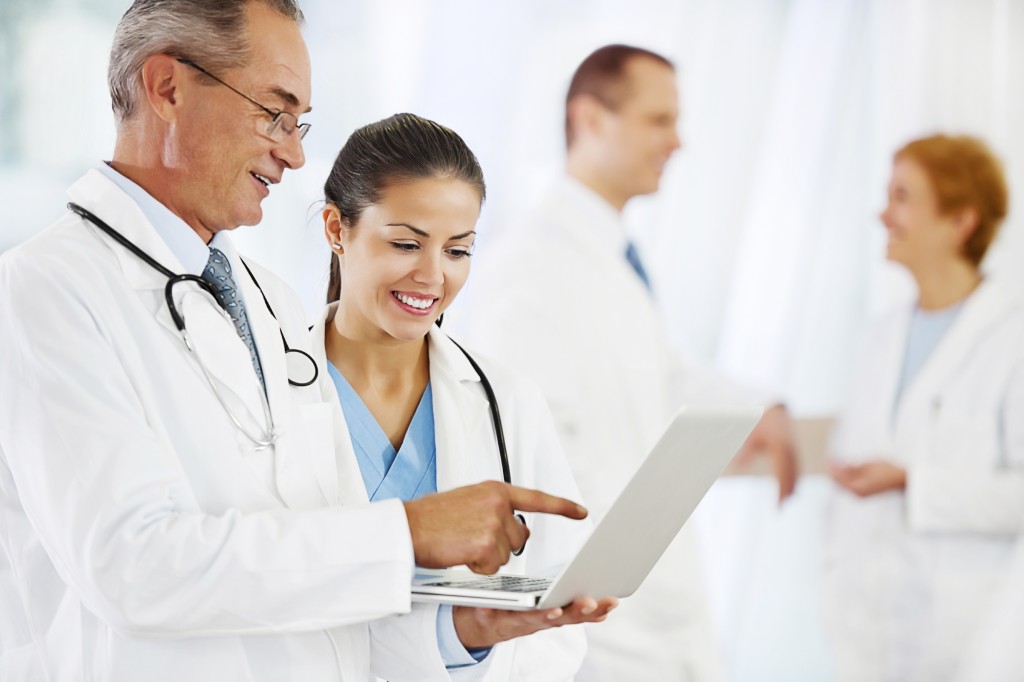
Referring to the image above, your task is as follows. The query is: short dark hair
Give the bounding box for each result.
[325,113,486,303]
[565,44,674,148]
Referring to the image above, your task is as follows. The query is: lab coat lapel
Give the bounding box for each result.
[70,171,274,446]
[227,246,327,509]
[162,240,269,439]
[68,169,182,293]
[231,249,290,428]
[875,307,911,438]
[310,306,367,506]
[897,281,1011,430]
[428,328,491,491]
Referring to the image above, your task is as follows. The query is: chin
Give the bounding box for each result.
[885,246,908,266]
[237,206,264,228]
[384,320,434,343]
[634,176,662,197]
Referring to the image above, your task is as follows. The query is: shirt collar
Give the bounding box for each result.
[549,174,629,252]
[96,162,231,275]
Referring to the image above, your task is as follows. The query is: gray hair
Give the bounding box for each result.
[108,0,305,124]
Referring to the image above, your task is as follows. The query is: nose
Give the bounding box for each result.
[412,250,444,287]
[879,205,893,229]
[272,130,306,171]
[670,128,683,152]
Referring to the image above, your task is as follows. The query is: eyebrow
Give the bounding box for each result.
[268,85,312,114]
[387,223,476,240]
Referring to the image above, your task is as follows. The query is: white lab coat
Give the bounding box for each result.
[0,170,415,682]
[310,312,589,681]
[453,176,747,681]
[959,537,1024,682]
[824,279,1024,682]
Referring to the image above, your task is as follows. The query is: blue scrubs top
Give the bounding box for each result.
[895,302,964,412]
[327,362,437,502]
[326,360,486,667]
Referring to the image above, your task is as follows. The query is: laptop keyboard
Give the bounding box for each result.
[423,575,552,593]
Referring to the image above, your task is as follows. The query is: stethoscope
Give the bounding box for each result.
[442,324,525,554]
[68,202,317,449]
[71,202,523,548]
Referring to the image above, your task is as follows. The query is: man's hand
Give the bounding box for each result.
[453,596,619,649]
[733,404,799,502]
[403,481,588,575]
[829,460,906,497]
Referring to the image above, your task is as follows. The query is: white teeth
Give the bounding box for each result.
[253,173,269,186]
[395,292,434,309]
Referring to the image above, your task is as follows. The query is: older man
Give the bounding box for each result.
[458,44,799,680]
[0,2,597,680]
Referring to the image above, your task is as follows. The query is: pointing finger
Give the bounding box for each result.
[507,485,587,520]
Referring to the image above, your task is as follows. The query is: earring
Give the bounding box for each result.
[332,243,342,251]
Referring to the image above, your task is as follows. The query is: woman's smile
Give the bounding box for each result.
[391,290,439,315]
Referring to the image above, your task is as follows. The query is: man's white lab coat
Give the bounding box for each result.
[0,170,414,681]
[455,176,744,681]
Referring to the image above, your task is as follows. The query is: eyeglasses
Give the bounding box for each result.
[177,58,310,141]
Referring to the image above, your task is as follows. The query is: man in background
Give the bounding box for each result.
[457,44,798,680]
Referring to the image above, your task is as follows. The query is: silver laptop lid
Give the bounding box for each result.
[537,405,762,609]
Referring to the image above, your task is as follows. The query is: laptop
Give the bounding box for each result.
[412,405,763,611]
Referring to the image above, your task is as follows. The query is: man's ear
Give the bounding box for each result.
[568,94,608,141]
[140,54,185,123]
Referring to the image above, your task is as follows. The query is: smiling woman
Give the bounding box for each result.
[308,113,616,679]
[324,175,480,341]
[824,134,1024,682]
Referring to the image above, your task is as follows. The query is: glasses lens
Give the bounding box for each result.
[266,112,307,141]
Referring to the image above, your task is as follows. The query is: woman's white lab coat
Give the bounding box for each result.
[453,176,744,681]
[0,170,414,681]
[824,279,1024,682]
[310,312,589,681]
[959,535,1024,682]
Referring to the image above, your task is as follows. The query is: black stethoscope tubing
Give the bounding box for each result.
[68,202,318,388]
[444,329,525,554]
[447,337,511,485]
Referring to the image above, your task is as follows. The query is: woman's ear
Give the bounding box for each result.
[953,206,980,249]
[323,205,344,253]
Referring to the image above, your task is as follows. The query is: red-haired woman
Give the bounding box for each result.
[824,134,1024,681]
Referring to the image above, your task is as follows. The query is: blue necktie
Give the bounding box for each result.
[202,247,266,391]
[625,241,651,291]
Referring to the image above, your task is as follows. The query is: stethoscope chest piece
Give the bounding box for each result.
[285,348,319,387]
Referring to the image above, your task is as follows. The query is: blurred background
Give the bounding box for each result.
[2,0,1023,679]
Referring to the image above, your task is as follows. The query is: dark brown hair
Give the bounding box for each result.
[565,44,674,148]
[324,113,486,303]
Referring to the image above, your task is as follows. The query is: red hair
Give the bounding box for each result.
[895,134,1008,266]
